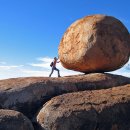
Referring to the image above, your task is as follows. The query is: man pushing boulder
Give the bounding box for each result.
[49,57,61,77]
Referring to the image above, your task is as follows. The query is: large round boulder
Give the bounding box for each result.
[58,15,130,73]
[0,109,34,130]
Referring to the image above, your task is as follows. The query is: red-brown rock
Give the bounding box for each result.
[0,73,130,119]
[58,15,130,73]
[37,85,130,130]
[0,109,34,130]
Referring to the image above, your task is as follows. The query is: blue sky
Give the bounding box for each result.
[0,0,130,79]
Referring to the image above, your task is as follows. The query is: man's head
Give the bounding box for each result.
[54,57,57,60]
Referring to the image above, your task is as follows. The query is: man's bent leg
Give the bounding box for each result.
[55,67,60,77]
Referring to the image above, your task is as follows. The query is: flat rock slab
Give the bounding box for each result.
[0,109,34,130]
[37,84,130,130]
[0,73,130,119]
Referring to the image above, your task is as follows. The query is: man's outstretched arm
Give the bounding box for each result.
[57,58,60,63]
[57,60,60,63]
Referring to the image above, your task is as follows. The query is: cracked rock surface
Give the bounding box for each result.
[0,73,130,119]
[58,15,130,73]
[37,84,130,130]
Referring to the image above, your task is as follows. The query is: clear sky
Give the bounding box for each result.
[0,0,130,79]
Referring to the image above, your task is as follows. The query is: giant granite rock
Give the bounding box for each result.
[37,84,130,130]
[58,15,130,73]
[0,73,130,119]
[0,109,34,130]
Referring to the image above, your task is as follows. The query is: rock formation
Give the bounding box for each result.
[0,73,130,119]
[58,15,130,73]
[0,14,130,130]
[0,73,130,129]
[37,84,130,130]
[0,109,34,130]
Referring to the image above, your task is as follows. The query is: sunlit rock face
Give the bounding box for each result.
[58,15,130,73]
[37,85,130,130]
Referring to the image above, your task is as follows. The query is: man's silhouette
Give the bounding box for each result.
[49,57,61,77]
